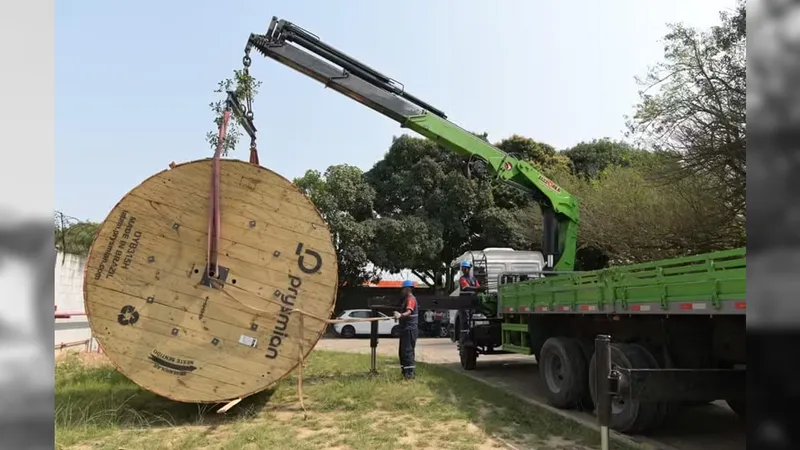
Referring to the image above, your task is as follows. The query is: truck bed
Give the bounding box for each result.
[498,247,746,316]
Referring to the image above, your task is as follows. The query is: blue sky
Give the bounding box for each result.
[56,0,736,222]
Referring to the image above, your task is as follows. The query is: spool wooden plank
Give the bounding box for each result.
[83,158,338,403]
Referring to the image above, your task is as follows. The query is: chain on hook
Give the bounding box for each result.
[242,51,255,122]
[242,47,259,164]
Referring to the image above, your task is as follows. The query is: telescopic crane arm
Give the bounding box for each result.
[246,17,580,271]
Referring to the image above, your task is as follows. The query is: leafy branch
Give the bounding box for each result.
[206,70,262,156]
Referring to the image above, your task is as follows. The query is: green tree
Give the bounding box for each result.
[365,135,490,286]
[53,211,99,256]
[293,165,378,285]
[206,70,262,156]
[497,134,572,173]
[627,1,746,224]
[557,157,742,265]
[562,138,649,179]
[364,133,570,286]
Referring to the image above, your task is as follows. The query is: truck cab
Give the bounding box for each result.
[447,247,546,341]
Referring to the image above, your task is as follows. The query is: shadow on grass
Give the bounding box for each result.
[55,354,274,432]
[415,363,634,450]
[294,350,633,450]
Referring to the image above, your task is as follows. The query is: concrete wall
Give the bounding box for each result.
[54,252,99,351]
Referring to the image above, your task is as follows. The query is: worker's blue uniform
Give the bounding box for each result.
[398,293,419,378]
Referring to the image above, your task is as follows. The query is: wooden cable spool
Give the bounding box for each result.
[83,158,338,403]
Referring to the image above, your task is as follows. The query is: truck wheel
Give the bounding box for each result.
[460,344,477,370]
[574,339,596,411]
[539,337,589,409]
[726,398,746,420]
[588,343,667,433]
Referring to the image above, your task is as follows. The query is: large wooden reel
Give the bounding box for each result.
[83,159,338,403]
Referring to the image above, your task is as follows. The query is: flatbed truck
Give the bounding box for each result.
[455,247,746,433]
[239,16,746,434]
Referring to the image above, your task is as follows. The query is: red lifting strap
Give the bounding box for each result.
[206,108,259,280]
[207,109,232,275]
[249,145,260,166]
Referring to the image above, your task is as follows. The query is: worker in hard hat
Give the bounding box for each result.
[458,261,481,292]
[393,279,419,380]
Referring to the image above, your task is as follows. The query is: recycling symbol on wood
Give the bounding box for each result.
[117,305,140,326]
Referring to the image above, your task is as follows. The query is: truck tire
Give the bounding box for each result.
[539,337,589,409]
[588,343,667,433]
[460,343,477,370]
[575,339,596,411]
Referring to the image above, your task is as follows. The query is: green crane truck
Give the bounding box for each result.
[242,17,746,434]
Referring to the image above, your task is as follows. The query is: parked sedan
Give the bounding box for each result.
[333,309,400,338]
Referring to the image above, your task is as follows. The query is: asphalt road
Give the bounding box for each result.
[316,336,745,450]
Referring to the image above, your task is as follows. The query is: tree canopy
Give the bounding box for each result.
[627,0,746,227]
[561,138,647,179]
[54,211,99,256]
[293,165,378,286]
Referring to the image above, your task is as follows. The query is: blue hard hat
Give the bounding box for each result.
[401,280,415,288]
[461,261,472,268]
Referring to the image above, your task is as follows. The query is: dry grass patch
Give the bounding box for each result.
[55,350,636,450]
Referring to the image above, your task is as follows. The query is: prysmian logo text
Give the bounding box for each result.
[265,274,301,359]
[265,243,323,360]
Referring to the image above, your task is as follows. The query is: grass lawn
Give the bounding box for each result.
[55,350,633,450]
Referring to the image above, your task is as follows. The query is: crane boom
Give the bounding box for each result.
[247,17,580,271]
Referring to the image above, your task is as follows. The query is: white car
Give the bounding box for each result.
[333,309,400,338]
